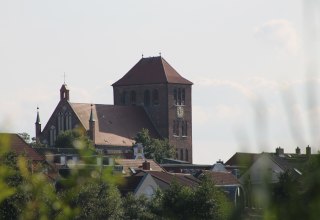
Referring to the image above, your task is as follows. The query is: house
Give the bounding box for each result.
[0,133,45,171]
[225,146,313,209]
[117,159,200,198]
[35,56,193,162]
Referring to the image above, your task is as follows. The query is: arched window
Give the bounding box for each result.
[182,121,187,137]
[174,88,177,105]
[130,91,136,105]
[121,91,127,105]
[152,89,159,105]
[50,126,56,146]
[185,149,189,161]
[144,90,150,106]
[65,112,72,130]
[177,88,181,105]
[182,88,185,105]
[180,148,184,161]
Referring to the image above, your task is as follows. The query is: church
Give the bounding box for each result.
[35,56,193,162]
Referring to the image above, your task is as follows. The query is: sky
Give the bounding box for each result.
[1,0,320,164]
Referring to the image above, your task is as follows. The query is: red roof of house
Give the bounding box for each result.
[70,103,160,147]
[203,170,240,186]
[0,133,45,161]
[145,171,200,188]
[112,56,193,86]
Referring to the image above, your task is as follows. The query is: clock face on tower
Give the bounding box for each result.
[177,106,184,118]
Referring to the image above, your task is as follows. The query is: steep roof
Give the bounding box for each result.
[0,133,44,161]
[70,103,160,147]
[112,56,193,86]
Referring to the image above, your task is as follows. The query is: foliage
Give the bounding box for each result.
[55,129,94,150]
[18,132,31,143]
[146,175,232,220]
[122,193,155,220]
[134,128,175,163]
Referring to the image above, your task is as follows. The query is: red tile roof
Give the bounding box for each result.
[146,171,200,188]
[112,56,193,86]
[0,133,45,161]
[203,171,240,186]
[70,103,160,147]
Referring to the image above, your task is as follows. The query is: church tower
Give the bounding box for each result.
[112,56,193,162]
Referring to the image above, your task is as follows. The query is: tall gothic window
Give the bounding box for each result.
[181,88,185,105]
[130,91,136,105]
[173,120,180,136]
[58,112,63,133]
[185,149,189,161]
[180,148,184,161]
[152,89,159,105]
[65,112,72,130]
[182,121,188,137]
[50,125,56,146]
[144,90,150,106]
[121,91,127,105]
[174,87,186,106]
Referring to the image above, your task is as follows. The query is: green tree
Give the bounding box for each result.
[55,129,94,150]
[134,128,175,163]
[122,193,155,220]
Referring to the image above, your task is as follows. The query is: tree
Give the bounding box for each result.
[55,129,94,150]
[122,193,155,220]
[134,129,175,163]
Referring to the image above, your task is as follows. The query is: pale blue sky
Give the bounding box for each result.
[1,0,319,164]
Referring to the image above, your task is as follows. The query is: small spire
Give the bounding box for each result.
[159,52,161,57]
[89,104,95,122]
[142,54,144,58]
[36,106,41,124]
[64,72,66,84]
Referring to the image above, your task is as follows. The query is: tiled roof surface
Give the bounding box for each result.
[118,175,144,195]
[112,56,193,86]
[0,133,44,161]
[203,170,240,186]
[70,103,160,147]
[225,152,259,167]
[146,171,200,189]
[114,159,164,174]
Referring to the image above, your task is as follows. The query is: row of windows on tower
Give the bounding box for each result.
[120,90,159,106]
[173,120,188,137]
[176,148,189,161]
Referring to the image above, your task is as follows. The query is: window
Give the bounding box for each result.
[174,87,185,106]
[152,89,159,105]
[182,88,185,105]
[50,126,56,146]
[182,121,188,137]
[173,120,180,136]
[180,149,184,161]
[121,91,127,105]
[144,90,150,106]
[130,91,136,105]
[185,149,189,161]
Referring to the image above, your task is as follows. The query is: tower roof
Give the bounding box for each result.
[112,56,193,86]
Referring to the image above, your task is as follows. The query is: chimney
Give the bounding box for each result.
[306,145,311,157]
[296,147,301,155]
[142,160,150,170]
[276,147,284,156]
